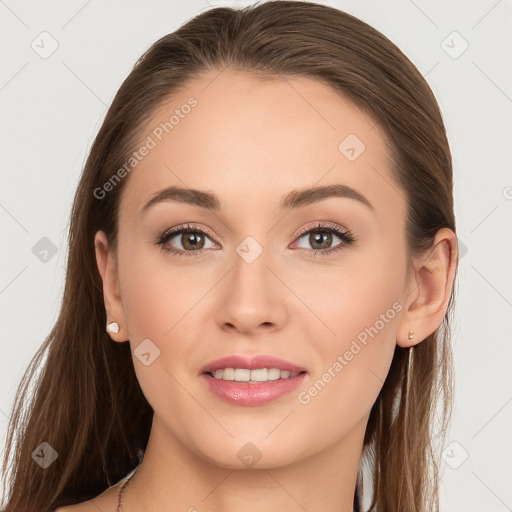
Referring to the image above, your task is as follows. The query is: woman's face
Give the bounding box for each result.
[97,69,414,468]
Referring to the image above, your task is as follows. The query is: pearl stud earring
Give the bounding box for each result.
[106,322,120,334]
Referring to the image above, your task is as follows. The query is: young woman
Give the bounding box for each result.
[1,1,459,511]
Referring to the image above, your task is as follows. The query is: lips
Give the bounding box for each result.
[199,355,309,405]
[199,355,308,375]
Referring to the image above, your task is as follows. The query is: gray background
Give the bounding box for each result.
[1,1,511,510]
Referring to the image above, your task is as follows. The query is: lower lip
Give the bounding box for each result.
[201,372,308,406]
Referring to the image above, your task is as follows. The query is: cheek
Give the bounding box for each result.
[117,242,212,377]
[292,244,405,347]
[294,250,405,419]
[294,293,401,449]
[117,245,200,415]
[118,240,188,338]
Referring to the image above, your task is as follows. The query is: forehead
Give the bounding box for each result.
[119,68,402,223]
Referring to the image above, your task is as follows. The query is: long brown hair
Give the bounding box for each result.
[1,1,457,510]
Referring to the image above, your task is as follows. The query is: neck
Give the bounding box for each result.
[122,415,365,512]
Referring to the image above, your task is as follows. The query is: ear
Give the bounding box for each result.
[94,230,128,342]
[397,227,458,348]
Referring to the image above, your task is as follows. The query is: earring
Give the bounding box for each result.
[106,321,120,334]
[406,329,415,388]
[404,332,415,423]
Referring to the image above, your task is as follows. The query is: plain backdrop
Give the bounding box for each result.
[1,1,511,510]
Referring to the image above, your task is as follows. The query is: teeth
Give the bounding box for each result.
[220,368,235,380]
[268,368,281,380]
[211,368,300,382]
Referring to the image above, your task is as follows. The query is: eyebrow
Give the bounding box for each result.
[139,183,374,216]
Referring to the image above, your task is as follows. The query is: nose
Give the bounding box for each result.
[215,246,288,336]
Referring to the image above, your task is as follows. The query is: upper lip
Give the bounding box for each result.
[200,355,308,375]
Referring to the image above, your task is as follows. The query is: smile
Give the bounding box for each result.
[201,370,308,406]
[207,367,302,382]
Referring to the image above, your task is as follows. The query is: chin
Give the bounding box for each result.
[191,432,306,470]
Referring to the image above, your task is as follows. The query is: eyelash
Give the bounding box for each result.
[154,222,356,258]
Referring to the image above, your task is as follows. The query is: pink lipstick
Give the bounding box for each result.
[199,355,308,406]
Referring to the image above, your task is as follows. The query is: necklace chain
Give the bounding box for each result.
[116,473,135,512]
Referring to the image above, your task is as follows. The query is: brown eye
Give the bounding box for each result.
[294,222,356,256]
[178,231,206,250]
[156,224,218,257]
[307,231,334,250]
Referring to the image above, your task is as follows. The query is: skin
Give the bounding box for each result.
[58,68,458,512]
